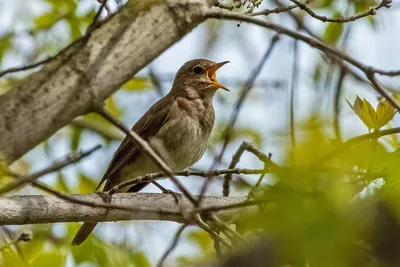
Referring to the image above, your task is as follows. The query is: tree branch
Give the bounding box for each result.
[0,193,246,225]
[0,0,217,163]
[0,145,101,195]
[204,9,400,112]
[290,0,392,23]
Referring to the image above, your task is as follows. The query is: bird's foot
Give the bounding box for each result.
[152,181,181,205]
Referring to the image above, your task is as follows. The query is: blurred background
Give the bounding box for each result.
[1,0,400,266]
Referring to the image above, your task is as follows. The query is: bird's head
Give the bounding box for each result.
[171,59,229,100]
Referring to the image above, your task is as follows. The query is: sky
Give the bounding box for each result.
[1,0,400,265]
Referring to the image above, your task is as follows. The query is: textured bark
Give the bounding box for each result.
[0,193,245,225]
[0,0,216,163]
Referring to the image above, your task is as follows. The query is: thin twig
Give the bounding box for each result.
[222,142,247,197]
[0,57,54,78]
[291,0,392,23]
[96,0,112,16]
[289,36,299,150]
[156,224,187,267]
[333,68,346,142]
[108,168,266,195]
[0,145,101,195]
[251,4,298,16]
[209,214,245,242]
[94,107,199,205]
[152,181,181,205]
[199,34,280,204]
[194,214,232,248]
[0,0,108,78]
[204,9,400,112]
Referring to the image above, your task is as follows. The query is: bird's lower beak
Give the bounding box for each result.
[207,61,230,91]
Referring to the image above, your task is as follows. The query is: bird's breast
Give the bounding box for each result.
[152,111,212,170]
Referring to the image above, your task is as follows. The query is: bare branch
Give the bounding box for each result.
[0,193,247,225]
[96,0,113,16]
[156,224,187,267]
[291,0,392,24]
[222,142,247,197]
[0,145,101,195]
[108,168,265,195]
[204,9,400,112]
[195,214,232,248]
[251,4,298,17]
[0,57,54,78]
[0,0,109,79]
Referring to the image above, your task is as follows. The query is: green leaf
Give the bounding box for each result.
[346,96,378,129]
[105,96,122,118]
[34,13,62,30]
[77,173,97,194]
[308,0,334,9]
[376,99,397,128]
[74,115,123,142]
[354,0,377,13]
[131,251,150,267]
[186,230,213,251]
[67,15,82,40]
[70,126,83,151]
[0,34,12,62]
[121,77,150,91]
[20,239,45,262]
[323,17,343,44]
[0,249,24,267]
[55,172,70,193]
[0,154,10,178]
[29,251,65,267]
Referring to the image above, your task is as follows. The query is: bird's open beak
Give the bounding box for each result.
[206,61,230,91]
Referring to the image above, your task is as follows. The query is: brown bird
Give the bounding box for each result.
[72,59,229,245]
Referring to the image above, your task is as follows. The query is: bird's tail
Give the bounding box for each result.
[71,222,97,246]
[71,181,150,246]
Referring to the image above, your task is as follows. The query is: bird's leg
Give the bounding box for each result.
[93,191,113,221]
[152,181,181,205]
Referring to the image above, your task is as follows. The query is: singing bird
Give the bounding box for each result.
[72,59,229,245]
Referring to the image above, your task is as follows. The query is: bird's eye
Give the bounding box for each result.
[193,66,205,74]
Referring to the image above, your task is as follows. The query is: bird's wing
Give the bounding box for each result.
[96,95,175,190]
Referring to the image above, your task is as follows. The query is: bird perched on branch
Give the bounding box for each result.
[72,59,229,245]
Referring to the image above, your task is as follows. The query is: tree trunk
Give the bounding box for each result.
[0,0,215,163]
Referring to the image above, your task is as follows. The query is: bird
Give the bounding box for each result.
[72,58,229,245]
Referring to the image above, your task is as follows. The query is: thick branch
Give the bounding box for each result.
[0,0,216,163]
[0,193,246,225]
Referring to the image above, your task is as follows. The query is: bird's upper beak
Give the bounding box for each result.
[206,61,230,91]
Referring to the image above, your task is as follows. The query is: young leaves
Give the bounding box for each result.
[347,96,397,129]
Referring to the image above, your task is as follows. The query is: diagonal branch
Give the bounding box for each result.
[204,9,400,112]
[0,145,101,195]
[156,224,187,267]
